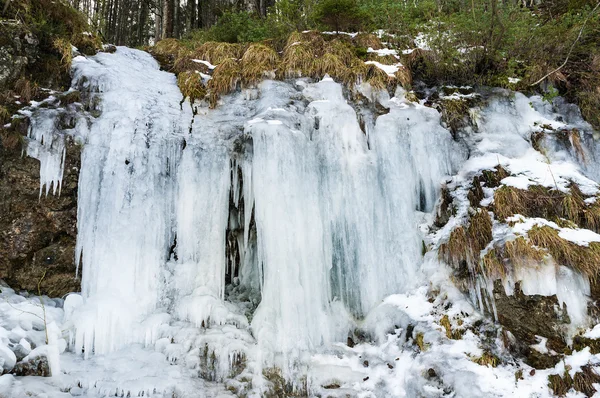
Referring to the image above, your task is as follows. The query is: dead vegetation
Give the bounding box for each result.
[195,42,244,65]
[151,31,414,108]
[548,365,600,397]
[439,209,492,272]
[492,184,600,232]
[241,44,279,87]
[208,58,241,108]
[178,71,207,104]
[441,164,600,285]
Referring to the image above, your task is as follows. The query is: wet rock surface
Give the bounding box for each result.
[492,280,569,368]
[0,22,39,90]
[0,135,80,296]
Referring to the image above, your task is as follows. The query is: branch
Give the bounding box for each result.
[530,1,600,87]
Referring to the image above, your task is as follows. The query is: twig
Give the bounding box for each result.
[530,1,600,87]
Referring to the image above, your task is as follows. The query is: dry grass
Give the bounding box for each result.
[504,237,546,268]
[195,42,244,65]
[440,315,463,340]
[472,351,499,367]
[548,370,572,397]
[325,40,356,65]
[439,210,493,272]
[153,38,182,57]
[353,33,383,50]
[395,66,412,89]
[178,71,207,104]
[481,249,507,279]
[440,98,470,134]
[286,31,325,54]
[72,32,101,56]
[361,63,391,90]
[173,49,211,74]
[568,129,586,164]
[0,106,10,125]
[573,365,600,397]
[315,54,354,84]
[208,58,241,108]
[52,37,72,70]
[14,78,39,104]
[439,226,469,269]
[528,225,600,281]
[280,42,318,79]
[240,44,279,87]
[366,53,398,65]
[415,332,428,351]
[549,365,600,397]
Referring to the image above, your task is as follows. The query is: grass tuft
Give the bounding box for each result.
[52,37,73,70]
[353,33,383,50]
[208,58,241,108]
[195,41,245,65]
[280,42,318,79]
[178,71,207,104]
[241,44,279,86]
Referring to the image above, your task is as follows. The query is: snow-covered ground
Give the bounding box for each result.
[2,46,600,397]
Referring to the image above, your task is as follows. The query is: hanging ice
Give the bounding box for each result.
[24,49,463,387]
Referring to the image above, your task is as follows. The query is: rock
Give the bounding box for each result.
[0,133,81,296]
[0,23,38,90]
[11,354,50,376]
[490,280,568,368]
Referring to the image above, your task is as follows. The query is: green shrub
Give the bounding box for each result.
[314,0,368,32]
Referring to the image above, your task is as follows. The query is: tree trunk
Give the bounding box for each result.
[162,0,174,38]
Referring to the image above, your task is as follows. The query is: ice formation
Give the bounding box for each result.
[5,46,600,397]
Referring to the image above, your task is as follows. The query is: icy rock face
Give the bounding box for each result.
[23,48,462,385]
[17,46,600,397]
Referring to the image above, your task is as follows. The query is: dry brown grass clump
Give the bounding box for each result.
[14,78,40,104]
[353,33,383,50]
[439,98,470,135]
[178,71,207,104]
[195,42,245,65]
[72,32,102,56]
[492,184,600,232]
[439,226,469,270]
[472,351,500,367]
[325,40,356,65]
[286,31,326,53]
[279,42,318,79]
[208,58,241,108]
[528,225,600,281]
[240,44,279,86]
[0,106,10,125]
[394,66,412,90]
[549,365,600,397]
[52,37,73,70]
[153,38,183,58]
[315,54,354,84]
[504,237,546,268]
[365,53,398,65]
[360,63,391,90]
[481,249,507,279]
[439,210,493,272]
[172,49,211,74]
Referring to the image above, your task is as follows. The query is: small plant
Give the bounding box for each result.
[542,86,560,104]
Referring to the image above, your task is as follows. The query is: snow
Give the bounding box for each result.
[364,60,403,76]
[366,47,399,57]
[192,59,216,69]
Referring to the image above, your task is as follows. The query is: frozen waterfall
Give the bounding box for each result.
[26,47,464,392]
